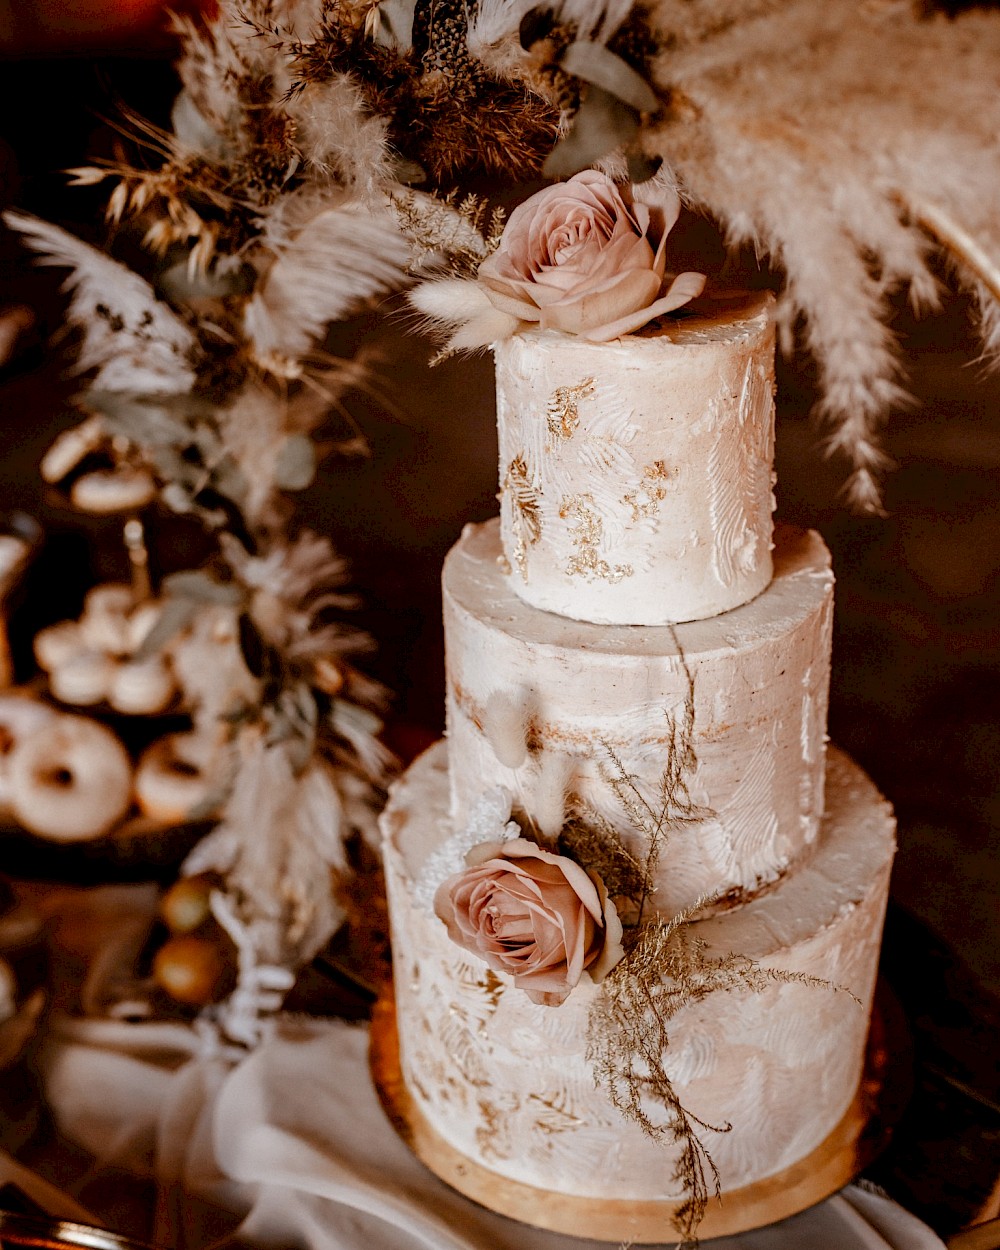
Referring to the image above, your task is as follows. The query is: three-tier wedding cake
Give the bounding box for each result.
[378,175,895,1243]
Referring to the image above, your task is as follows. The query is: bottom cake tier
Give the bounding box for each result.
[379,743,895,1236]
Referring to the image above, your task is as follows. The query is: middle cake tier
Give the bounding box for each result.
[444,518,834,917]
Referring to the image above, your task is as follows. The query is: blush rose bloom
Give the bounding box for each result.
[433,837,625,1007]
[476,170,705,342]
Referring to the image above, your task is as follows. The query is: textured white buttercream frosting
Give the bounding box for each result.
[494,295,775,626]
[444,519,833,916]
[381,742,895,1201]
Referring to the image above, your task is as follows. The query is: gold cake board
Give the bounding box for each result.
[369,988,893,1244]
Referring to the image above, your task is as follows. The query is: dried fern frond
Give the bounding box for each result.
[589,907,854,1245]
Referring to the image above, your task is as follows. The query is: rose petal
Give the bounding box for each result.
[586,882,625,983]
[435,832,623,1007]
[632,177,682,242]
[465,840,516,867]
[478,278,543,320]
[497,841,605,917]
[540,268,662,336]
[580,271,707,341]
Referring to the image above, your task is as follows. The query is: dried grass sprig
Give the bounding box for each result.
[588,911,844,1246]
[392,188,505,278]
[598,635,709,922]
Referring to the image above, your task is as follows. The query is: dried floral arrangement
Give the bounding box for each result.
[0,0,572,1041]
[3,0,998,1037]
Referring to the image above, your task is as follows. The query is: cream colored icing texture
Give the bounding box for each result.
[494,297,776,626]
[444,519,834,916]
[381,743,895,1200]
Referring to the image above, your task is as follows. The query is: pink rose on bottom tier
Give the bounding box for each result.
[433,837,625,1006]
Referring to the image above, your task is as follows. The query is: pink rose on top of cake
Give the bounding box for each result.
[433,837,624,1007]
[476,171,705,341]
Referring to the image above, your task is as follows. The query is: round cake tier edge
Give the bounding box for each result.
[369,986,893,1244]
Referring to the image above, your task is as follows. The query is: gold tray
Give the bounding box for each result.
[370,984,895,1244]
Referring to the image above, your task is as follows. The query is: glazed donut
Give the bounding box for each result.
[0,534,29,585]
[0,956,15,1023]
[135,733,219,824]
[108,657,175,715]
[49,650,116,706]
[126,600,163,653]
[81,583,134,653]
[0,695,57,813]
[32,620,85,673]
[8,714,132,842]
[70,467,157,515]
[40,416,104,484]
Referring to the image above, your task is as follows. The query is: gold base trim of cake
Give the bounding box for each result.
[369,986,894,1244]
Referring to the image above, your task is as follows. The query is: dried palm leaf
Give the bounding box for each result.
[4,212,198,395]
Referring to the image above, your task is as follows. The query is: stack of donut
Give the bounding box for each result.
[0,693,222,843]
[33,583,177,715]
[40,417,158,516]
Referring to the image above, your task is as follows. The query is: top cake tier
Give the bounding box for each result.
[495,293,776,626]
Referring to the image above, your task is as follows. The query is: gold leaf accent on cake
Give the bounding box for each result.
[440,1015,492,1088]
[502,452,542,580]
[457,964,506,1015]
[622,459,670,522]
[527,1089,586,1135]
[545,378,595,444]
[476,1094,518,1161]
[559,493,633,583]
